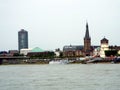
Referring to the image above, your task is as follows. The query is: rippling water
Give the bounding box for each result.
[0,64,120,90]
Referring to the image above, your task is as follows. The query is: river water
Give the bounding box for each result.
[0,64,120,90]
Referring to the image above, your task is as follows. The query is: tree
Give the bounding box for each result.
[13,53,24,56]
[105,50,118,57]
[59,52,63,58]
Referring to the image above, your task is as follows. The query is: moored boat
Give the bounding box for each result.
[49,60,69,64]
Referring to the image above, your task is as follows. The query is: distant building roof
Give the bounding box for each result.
[63,45,100,52]
[92,46,100,49]
[19,29,27,33]
[101,37,108,43]
[31,47,44,52]
[63,45,84,51]
[101,37,108,41]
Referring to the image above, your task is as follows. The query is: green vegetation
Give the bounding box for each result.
[105,50,118,57]
[13,53,24,56]
[29,52,55,59]
[117,53,120,56]
[59,52,63,58]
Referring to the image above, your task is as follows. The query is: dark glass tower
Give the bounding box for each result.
[18,29,28,51]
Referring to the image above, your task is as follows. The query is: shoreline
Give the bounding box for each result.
[1,62,119,65]
[1,58,120,65]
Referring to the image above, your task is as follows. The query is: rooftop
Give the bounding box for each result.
[31,47,44,52]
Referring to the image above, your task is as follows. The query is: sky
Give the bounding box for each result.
[0,0,120,51]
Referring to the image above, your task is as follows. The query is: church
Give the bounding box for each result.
[63,22,98,57]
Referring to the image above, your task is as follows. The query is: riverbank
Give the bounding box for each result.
[1,60,120,65]
[1,57,120,65]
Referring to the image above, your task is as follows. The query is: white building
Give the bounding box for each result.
[118,51,120,55]
[20,48,32,55]
[100,38,109,58]
[93,47,101,57]
[54,48,61,57]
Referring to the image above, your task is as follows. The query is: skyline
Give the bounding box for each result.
[0,0,120,51]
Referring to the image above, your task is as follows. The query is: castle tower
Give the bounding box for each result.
[84,22,91,56]
[100,37,109,57]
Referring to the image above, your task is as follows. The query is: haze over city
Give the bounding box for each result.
[0,0,120,51]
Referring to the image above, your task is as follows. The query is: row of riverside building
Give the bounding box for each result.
[1,22,119,58]
[63,22,120,58]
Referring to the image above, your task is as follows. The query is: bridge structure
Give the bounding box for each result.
[0,56,30,64]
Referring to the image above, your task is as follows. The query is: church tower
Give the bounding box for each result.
[84,22,91,56]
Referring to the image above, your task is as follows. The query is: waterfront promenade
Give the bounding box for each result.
[0,56,119,65]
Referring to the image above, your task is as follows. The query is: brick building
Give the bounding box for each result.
[63,22,97,57]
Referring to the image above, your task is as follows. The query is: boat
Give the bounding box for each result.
[49,60,69,64]
[87,57,103,63]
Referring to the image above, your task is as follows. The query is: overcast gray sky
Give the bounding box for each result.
[0,0,120,51]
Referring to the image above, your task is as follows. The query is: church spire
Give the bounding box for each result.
[84,22,90,39]
[84,22,91,56]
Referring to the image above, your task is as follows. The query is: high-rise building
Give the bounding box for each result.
[18,29,28,51]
